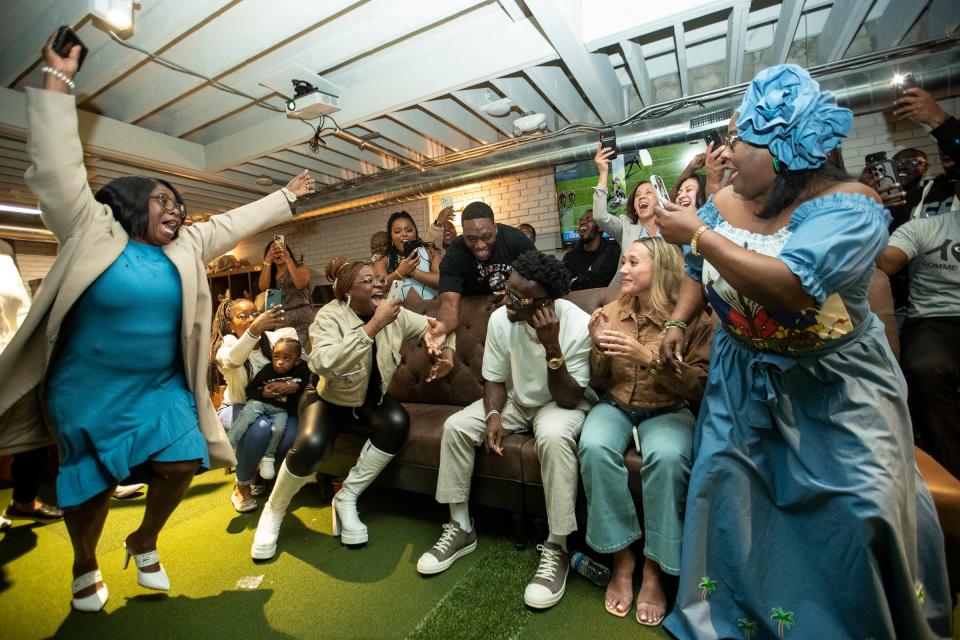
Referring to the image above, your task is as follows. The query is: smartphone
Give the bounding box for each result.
[649,175,670,207]
[892,72,916,99]
[52,26,89,71]
[386,279,404,302]
[265,288,282,309]
[401,239,419,257]
[868,159,899,190]
[865,151,887,166]
[703,130,723,148]
[274,233,284,248]
[599,129,617,159]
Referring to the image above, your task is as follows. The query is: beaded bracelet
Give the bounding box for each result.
[484,409,500,422]
[40,65,75,90]
[690,224,710,256]
[664,319,688,331]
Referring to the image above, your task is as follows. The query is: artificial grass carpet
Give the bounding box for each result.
[0,473,670,639]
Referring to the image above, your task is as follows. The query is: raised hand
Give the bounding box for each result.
[588,308,611,345]
[894,87,950,129]
[285,169,317,198]
[248,306,284,336]
[653,201,703,246]
[435,206,456,226]
[41,31,81,93]
[594,143,615,177]
[530,303,561,351]
[371,297,402,331]
[397,251,420,277]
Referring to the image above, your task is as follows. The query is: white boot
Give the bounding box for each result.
[251,460,311,560]
[332,440,394,545]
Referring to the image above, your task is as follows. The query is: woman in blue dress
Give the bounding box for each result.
[0,36,316,613]
[654,65,951,638]
[374,210,441,301]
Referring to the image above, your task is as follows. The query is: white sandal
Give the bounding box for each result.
[71,569,108,612]
[123,543,170,591]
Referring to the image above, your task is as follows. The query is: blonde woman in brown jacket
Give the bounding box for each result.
[0,35,316,612]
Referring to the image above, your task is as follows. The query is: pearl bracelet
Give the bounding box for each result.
[40,65,75,90]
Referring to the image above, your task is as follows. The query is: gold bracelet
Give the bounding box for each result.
[690,224,710,256]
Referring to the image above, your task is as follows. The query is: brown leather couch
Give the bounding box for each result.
[318,273,960,580]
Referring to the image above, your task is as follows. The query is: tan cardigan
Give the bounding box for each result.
[308,300,455,407]
[0,87,297,468]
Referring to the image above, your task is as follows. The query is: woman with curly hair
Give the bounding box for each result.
[655,64,951,638]
[251,257,454,559]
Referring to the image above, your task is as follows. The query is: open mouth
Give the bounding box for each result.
[370,292,384,306]
[677,197,691,207]
[578,224,589,234]
[158,217,179,240]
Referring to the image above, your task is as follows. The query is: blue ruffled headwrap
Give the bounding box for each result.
[736,64,852,171]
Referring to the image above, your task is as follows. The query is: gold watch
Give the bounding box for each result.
[546,354,565,370]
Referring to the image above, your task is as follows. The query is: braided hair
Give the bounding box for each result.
[207,297,271,392]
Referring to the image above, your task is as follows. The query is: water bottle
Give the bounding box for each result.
[570,551,611,586]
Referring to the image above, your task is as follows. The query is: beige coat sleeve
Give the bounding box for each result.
[23,88,103,241]
[179,191,293,265]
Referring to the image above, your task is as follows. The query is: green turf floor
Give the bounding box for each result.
[0,473,671,640]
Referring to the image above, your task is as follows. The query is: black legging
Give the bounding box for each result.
[11,446,47,504]
[285,385,410,477]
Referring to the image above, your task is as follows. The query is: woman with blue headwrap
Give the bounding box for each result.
[654,65,951,638]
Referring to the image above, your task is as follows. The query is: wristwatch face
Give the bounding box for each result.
[546,356,564,369]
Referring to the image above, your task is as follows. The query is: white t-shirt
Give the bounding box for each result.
[216,327,298,404]
[481,299,593,408]
[888,211,960,319]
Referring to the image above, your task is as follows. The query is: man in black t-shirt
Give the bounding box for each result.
[435,201,534,335]
[563,209,620,291]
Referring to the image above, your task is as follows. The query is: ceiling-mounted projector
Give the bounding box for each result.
[513,113,547,136]
[260,63,341,120]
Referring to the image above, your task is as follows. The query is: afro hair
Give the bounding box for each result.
[511,250,572,299]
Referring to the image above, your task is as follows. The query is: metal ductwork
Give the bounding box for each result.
[297,39,960,219]
[0,212,55,243]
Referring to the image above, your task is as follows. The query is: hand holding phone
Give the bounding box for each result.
[265,288,282,310]
[52,27,89,71]
[386,279,404,302]
[599,130,618,159]
[649,175,670,208]
[401,239,419,257]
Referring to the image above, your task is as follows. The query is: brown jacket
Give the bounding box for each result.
[591,297,713,410]
[0,87,296,468]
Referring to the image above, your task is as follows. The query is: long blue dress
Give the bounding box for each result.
[663,193,951,639]
[46,240,209,509]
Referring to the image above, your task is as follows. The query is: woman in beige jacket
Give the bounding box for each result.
[0,36,315,612]
[252,257,454,559]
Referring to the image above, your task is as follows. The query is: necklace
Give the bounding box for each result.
[522,322,540,343]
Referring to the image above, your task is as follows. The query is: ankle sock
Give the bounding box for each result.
[450,502,472,532]
[547,532,567,551]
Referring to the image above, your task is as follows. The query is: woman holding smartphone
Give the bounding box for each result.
[260,237,313,349]
[374,210,440,301]
[0,32,316,612]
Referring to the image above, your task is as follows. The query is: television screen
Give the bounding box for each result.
[555,140,707,246]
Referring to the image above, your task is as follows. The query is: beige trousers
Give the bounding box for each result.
[435,397,588,536]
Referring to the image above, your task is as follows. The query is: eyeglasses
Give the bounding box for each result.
[899,158,927,169]
[506,289,549,308]
[358,276,386,286]
[723,134,742,150]
[148,194,186,217]
[235,311,259,320]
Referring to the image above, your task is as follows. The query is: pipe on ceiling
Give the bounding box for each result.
[295,42,960,219]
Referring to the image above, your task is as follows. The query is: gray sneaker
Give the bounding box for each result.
[523,542,569,609]
[416,520,478,575]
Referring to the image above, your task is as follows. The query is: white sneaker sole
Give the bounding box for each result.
[251,541,277,560]
[416,539,478,575]
[523,580,566,609]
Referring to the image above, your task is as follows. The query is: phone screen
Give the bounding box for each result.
[265,289,282,309]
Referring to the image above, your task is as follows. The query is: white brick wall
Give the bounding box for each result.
[840,97,960,178]
[10,240,57,298]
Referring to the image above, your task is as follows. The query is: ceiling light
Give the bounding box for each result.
[255,176,274,186]
[481,97,513,117]
[91,0,134,30]
[0,204,41,215]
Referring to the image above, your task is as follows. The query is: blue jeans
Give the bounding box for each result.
[578,400,693,575]
[219,403,299,485]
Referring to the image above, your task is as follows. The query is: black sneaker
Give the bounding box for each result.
[524,542,569,609]
[416,520,478,575]
[3,501,64,522]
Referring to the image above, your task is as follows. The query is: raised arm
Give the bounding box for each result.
[591,144,624,240]
[23,36,99,241]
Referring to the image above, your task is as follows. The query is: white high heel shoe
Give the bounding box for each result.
[71,569,108,612]
[123,543,170,591]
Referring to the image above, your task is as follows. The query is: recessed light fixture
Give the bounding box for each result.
[0,204,41,215]
[255,176,274,186]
